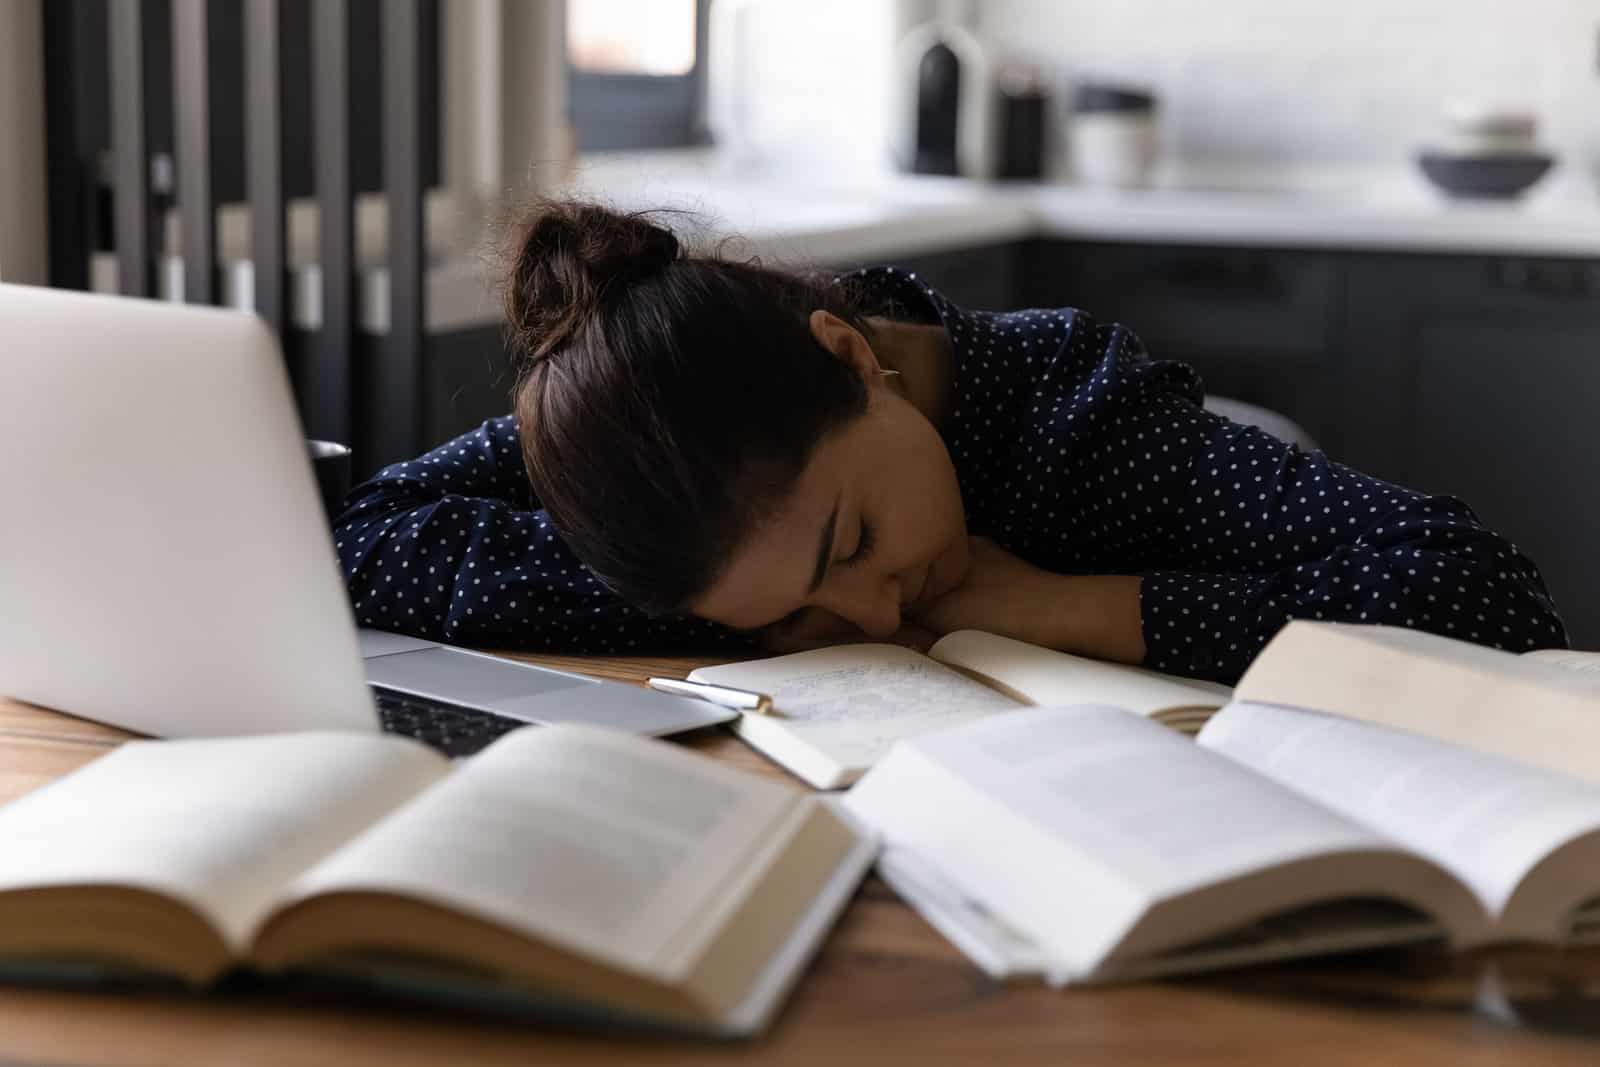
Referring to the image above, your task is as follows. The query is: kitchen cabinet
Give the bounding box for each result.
[868,242,1019,312]
[1339,254,1600,648]
[307,326,517,472]
[1016,240,1345,456]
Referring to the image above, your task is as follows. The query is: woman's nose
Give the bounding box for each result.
[821,573,902,638]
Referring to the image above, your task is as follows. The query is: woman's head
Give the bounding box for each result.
[502,200,968,639]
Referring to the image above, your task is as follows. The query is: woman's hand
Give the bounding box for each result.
[754,607,939,655]
[905,537,1060,644]
[907,536,1147,664]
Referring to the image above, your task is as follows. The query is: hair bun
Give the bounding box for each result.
[502,200,682,365]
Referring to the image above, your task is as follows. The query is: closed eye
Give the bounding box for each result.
[842,519,875,565]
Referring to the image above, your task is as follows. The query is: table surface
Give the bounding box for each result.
[5,649,1600,1067]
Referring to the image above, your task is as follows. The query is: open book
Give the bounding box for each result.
[1236,621,1600,784]
[845,699,1600,985]
[0,727,876,1035]
[687,631,1231,788]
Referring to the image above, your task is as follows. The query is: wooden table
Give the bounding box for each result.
[5,650,1600,1066]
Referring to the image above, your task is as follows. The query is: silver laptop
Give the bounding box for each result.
[0,284,735,753]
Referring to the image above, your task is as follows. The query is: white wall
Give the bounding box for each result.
[498,0,570,192]
[974,0,1600,170]
[442,0,569,238]
[706,0,903,177]
[0,0,48,283]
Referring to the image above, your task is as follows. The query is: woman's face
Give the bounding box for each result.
[689,314,970,642]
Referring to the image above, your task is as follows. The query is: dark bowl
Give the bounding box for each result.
[1417,151,1555,199]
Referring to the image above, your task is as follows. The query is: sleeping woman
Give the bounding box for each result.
[332,201,1566,684]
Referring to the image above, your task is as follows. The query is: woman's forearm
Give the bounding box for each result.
[1038,574,1147,665]
[907,539,1148,665]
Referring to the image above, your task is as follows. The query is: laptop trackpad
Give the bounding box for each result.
[358,629,441,658]
[364,647,592,705]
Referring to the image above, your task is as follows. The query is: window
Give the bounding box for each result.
[567,0,710,151]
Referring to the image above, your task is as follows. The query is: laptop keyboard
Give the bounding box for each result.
[373,688,529,757]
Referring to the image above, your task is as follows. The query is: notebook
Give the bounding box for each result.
[686,631,1232,788]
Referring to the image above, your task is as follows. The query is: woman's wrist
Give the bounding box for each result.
[1035,573,1147,665]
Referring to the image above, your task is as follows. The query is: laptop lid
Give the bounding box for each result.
[0,285,377,738]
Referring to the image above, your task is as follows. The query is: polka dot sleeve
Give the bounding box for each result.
[1040,330,1570,684]
[331,415,748,653]
[1133,402,1568,679]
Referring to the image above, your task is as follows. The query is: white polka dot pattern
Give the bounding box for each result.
[333,267,1568,681]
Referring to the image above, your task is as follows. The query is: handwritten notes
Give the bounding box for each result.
[691,646,1019,781]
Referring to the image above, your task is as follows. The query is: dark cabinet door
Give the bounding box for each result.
[1342,255,1600,648]
[836,242,1022,312]
[1021,241,1344,457]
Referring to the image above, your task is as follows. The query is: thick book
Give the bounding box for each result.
[687,631,1232,788]
[0,726,877,1035]
[1235,621,1600,784]
[845,699,1600,985]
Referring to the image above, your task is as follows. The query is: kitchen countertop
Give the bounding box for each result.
[101,150,1600,333]
[572,149,1600,265]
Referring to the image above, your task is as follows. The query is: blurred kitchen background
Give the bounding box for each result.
[1,0,1597,644]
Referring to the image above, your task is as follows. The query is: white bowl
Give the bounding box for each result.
[1442,101,1537,138]
[1437,130,1539,156]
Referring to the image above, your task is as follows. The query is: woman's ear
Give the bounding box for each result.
[809,310,882,384]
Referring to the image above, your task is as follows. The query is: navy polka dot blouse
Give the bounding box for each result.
[334,267,1567,683]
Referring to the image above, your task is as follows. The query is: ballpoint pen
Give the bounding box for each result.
[645,677,780,716]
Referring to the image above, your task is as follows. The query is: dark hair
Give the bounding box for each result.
[502,199,877,615]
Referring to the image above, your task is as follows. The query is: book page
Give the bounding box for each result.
[847,705,1394,971]
[0,733,447,950]
[1236,622,1600,784]
[1525,649,1600,676]
[909,705,1389,892]
[276,724,809,979]
[1199,701,1600,919]
[690,645,1016,777]
[927,631,1232,717]
[875,847,1055,981]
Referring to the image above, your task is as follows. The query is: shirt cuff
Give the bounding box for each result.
[1140,571,1280,684]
